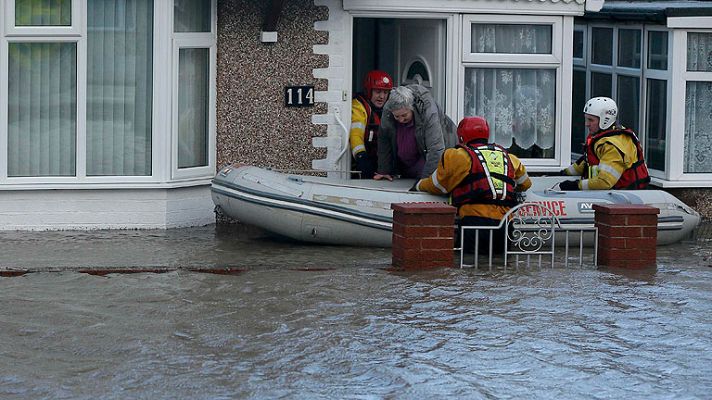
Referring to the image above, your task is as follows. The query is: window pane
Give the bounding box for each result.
[687,33,712,72]
[591,27,613,65]
[464,68,556,159]
[178,48,210,169]
[87,0,154,176]
[571,69,587,155]
[684,81,712,173]
[617,75,639,132]
[646,79,667,172]
[591,72,612,98]
[8,42,76,177]
[573,30,584,60]
[15,0,71,26]
[618,29,641,68]
[174,0,211,32]
[471,24,552,54]
[648,31,668,70]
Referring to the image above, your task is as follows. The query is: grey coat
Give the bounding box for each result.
[377,84,457,178]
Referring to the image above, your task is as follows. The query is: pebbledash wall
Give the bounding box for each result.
[216,0,329,172]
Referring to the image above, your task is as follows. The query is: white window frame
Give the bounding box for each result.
[170,0,217,181]
[462,14,562,65]
[1,33,85,185]
[641,27,672,181]
[667,28,712,184]
[459,14,567,168]
[573,24,586,67]
[5,0,82,36]
[0,0,217,188]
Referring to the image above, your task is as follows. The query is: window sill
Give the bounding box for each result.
[0,177,213,191]
[650,177,712,189]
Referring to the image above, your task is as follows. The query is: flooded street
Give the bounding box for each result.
[1,226,711,398]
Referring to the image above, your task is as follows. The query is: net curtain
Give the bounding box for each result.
[464,24,556,152]
[684,33,712,174]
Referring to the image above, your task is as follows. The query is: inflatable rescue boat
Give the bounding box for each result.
[211,164,700,247]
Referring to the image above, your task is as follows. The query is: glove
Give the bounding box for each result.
[558,169,569,176]
[354,152,374,179]
[559,180,580,191]
[409,180,420,192]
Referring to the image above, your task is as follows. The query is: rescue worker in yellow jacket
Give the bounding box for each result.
[349,70,393,178]
[413,116,531,253]
[559,97,650,191]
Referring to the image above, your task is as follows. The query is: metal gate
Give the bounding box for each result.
[458,202,598,270]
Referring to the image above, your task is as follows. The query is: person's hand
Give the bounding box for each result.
[558,169,569,176]
[373,174,393,181]
[559,180,580,191]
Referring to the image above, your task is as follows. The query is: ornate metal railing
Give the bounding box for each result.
[458,202,598,270]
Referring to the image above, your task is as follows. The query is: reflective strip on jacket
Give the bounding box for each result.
[582,128,650,190]
[416,143,531,220]
[349,94,381,160]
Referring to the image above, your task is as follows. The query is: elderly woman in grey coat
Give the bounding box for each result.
[374,84,457,180]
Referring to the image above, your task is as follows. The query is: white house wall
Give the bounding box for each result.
[0,187,214,231]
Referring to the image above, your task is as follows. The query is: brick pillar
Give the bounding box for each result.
[593,204,660,269]
[391,202,457,270]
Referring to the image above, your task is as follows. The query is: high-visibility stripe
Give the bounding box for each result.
[516,172,529,185]
[581,179,590,190]
[598,162,621,180]
[431,170,448,194]
[350,122,365,130]
[351,144,365,157]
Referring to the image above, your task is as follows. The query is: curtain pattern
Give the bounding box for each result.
[174,0,210,32]
[86,0,153,176]
[684,33,712,173]
[684,82,712,173]
[471,24,551,54]
[464,68,556,151]
[687,33,712,72]
[178,48,209,169]
[15,0,71,26]
[8,43,76,177]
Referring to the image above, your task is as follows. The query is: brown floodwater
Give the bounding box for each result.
[0,225,711,399]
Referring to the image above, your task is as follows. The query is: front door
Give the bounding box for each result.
[395,19,447,107]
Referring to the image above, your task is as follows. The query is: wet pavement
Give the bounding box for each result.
[1,223,711,273]
[0,224,394,273]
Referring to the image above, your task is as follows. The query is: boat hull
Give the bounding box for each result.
[211,165,701,247]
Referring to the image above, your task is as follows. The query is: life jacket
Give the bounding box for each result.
[354,94,382,160]
[451,143,519,208]
[582,128,650,190]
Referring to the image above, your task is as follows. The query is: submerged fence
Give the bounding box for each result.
[458,202,598,270]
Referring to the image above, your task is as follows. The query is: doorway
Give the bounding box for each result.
[352,17,447,107]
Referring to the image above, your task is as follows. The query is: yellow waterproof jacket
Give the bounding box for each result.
[349,98,369,157]
[416,147,531,220]
[563,130,640,190]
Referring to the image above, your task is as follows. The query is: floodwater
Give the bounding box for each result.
[1,225,711,399]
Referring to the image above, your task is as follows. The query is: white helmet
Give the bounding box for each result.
[583,97,618,130]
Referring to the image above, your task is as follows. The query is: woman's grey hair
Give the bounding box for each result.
[384,86,414,112]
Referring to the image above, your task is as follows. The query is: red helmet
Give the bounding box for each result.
[363,70,393,100]
[457,116,490,144]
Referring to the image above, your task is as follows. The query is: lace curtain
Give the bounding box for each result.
[464,68,556,151]
[684,33,712,173]
[465,24,556,154]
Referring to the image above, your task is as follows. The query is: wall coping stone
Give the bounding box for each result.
[592,204,660,215]
[391,202,456,215]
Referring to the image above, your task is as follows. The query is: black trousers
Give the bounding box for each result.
[458,216,510,255]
